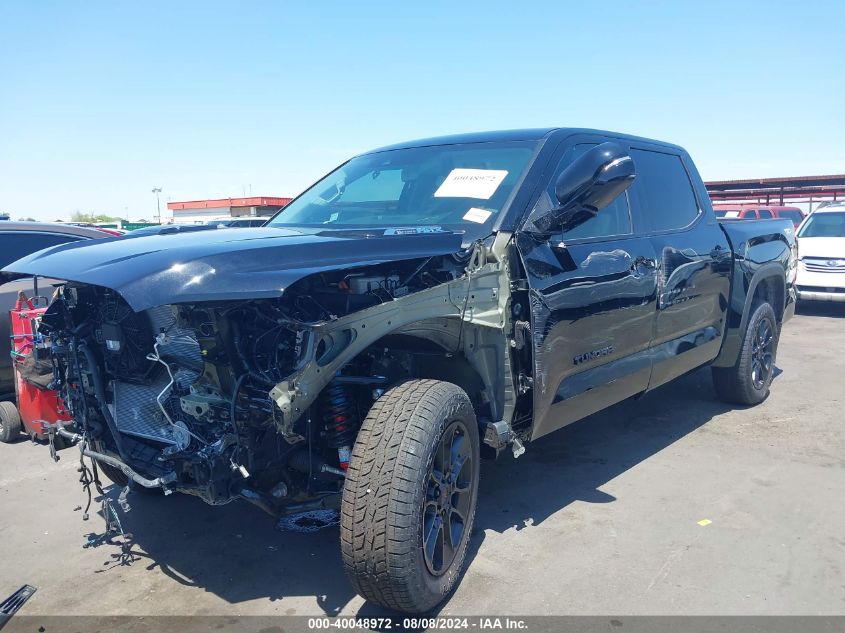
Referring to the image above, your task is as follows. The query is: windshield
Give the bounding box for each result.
[267,141,538,240]
[798,212,845,238]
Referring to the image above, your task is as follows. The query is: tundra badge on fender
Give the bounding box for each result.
[573,346,615,366]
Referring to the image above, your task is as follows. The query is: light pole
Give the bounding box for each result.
[151,187,162,223]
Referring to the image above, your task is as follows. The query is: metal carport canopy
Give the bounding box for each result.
[706,174,845,203]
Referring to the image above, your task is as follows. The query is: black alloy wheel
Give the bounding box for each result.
[750,316,775,390]
[423,419,475,576]
[712,301,779,406]
[341,379,480,613]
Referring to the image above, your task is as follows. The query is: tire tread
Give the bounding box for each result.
[712,302,778,405]
[340,379,478,613]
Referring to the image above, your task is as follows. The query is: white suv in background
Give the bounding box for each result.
[796,202,845,302]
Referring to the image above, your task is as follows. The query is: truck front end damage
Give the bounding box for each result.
[37,238,521,514]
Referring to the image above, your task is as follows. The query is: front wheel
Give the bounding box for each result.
[340,379,480,614]
[712,302,779,405]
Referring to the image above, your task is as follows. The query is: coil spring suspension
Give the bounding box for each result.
[322,377,358,470]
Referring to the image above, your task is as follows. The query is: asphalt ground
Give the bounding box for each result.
[1,302,843,620]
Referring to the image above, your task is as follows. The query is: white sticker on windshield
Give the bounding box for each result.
[463,207,493,224]
[434,168,508,200]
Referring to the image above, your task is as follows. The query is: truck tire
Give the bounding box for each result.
[0,401,22,443]
[340,379,480,613]
[712,302,779,405]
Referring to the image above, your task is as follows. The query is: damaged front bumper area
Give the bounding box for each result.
[38,242,520,515]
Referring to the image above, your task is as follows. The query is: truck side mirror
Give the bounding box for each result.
[528,142,636,235]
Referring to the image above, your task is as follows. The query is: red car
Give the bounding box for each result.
[713,204,806,228]
[713,205,760,220]
[766,206,806,228]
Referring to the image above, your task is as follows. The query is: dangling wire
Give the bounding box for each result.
[78,448,137,563]
[78,450,105,522]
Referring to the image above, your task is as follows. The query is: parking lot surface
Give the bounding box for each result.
[1,304,843,617]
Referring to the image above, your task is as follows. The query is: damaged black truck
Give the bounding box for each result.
[1,128,796,613]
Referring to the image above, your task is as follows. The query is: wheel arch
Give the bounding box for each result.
[713,263,786,368]
[351,328,491,419]
[741,266,787,338]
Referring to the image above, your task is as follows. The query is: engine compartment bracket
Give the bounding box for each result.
[268,257,510,438]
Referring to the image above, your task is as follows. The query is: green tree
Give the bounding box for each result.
[71,211,120,224]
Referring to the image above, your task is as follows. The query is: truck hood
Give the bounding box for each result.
[797,236,845,259]
[0,226,464,311]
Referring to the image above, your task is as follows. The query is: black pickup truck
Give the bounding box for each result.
[1,128,796,613]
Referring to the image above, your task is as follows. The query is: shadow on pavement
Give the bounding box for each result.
[473,367,732,534]
[101,366,739,617]
[357,365,739,617]
[100,483,356,615]
[795,301,845,318]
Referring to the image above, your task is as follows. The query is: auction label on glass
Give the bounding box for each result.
[435,169,508,199]
[463,207,494,223]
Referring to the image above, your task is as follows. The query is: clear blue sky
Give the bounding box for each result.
[1,1,843,221]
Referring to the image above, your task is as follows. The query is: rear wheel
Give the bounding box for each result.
[340,379,480,613]
[0,401,22,443]
[713,302,778,405]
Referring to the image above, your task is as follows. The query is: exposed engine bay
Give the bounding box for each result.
[40,246,525,514]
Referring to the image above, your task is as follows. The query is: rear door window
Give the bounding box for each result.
[629,149,700,233]
[758,209,773,219]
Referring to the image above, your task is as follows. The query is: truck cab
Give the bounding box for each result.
[514,132,737,439]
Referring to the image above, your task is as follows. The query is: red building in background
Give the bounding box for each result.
[166,196,292,224]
